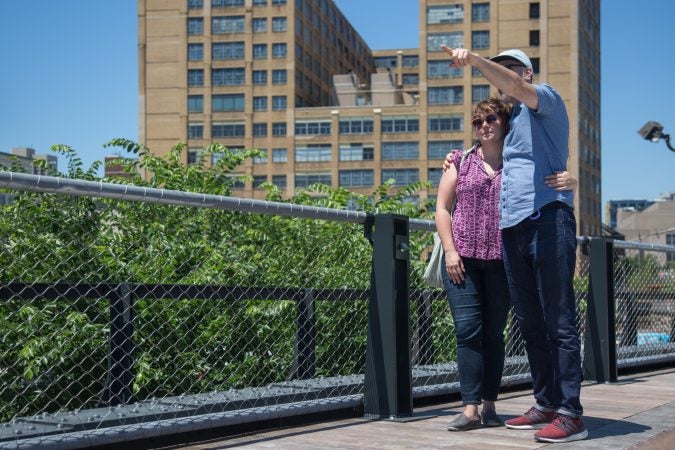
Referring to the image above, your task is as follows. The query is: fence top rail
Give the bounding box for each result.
[613,239,675,253]
[0,171,370,225]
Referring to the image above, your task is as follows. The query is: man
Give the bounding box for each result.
[441,46,587,443]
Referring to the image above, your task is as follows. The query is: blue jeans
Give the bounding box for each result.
[501,202,583,417]
[442,256,510,405]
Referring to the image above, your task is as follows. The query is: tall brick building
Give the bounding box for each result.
[139,0,601,235]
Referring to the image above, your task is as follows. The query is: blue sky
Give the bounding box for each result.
[1,0,674,219]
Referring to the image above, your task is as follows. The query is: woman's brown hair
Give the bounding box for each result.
[473,96,512,134]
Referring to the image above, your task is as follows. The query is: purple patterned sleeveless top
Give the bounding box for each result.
[451,145,503,260]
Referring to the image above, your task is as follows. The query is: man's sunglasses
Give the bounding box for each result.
[471,113,499,128]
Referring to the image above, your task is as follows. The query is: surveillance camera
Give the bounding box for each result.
[637,121,664,142]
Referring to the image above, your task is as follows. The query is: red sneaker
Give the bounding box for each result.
[505,406,555,430]
[534,414,588,443]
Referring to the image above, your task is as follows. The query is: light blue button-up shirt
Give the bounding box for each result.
[499,84,574,229]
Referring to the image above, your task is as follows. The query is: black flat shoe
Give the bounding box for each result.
[447,413,482,431]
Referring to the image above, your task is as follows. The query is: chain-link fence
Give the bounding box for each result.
[613,240,675,368]
[0,171,673,448]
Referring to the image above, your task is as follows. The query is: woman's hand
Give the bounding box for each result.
[444,250,465,285]
[545,171,577,191]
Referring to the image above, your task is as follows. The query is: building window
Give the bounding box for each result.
[272,0,287,5]
[529,2,540,19]
[472,30,489,49]
[429,114,463,132]
[212,0,244,6]
[188,122,203,139]
[253,43,267,59]
[212,68,245,86]
[295,172,331,188]
[428,140,464,159]
[212,93,245,112]
[272,43,287,58]
[188,18,204,35]
[381,169,419,186]
[212,16,245,34]
[428,60,463,79]
[212,122,245,137]
[428,168,443,186]
[188,0,204,9]
[381,116,419,133]
[188,43,204,61]
[295,120,331,135]
[428,86,463,105]
[374,56,397,68]
[187,148,201,164]
[340,169,374,187]
[339,117,374,134]
[472,85,490,103]
[253,123,267,137]
[272,17,287,31]
[472,3,489,22]
[402,74,419,85]
[253,96,267,111]
[272,148,287,162]
[531,57,540,74]
[272,122,287,136]
[272,69,287,84]
[188,69,204,86]
[253,70,267,85]
[530,29,540,46]
[253,175,267,188]
[339,143,374,161]
[253,150,268,164]
[212,42,245,60]
[427,32,463,52]
[272,95,287,110]
[252,17,267,32]
[427,5,464,24]
[402,55,419,67]
[295,144,332,162]
[272,174,286,188]
[472,67,483,78]
[382,142,419,160]
[253,0,267,5]
[188,95,203,113]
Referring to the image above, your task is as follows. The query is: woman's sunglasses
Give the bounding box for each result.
[471,113,499,129]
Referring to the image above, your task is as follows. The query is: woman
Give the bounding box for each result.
[436,97,575,431]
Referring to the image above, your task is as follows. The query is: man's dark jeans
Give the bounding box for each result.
[502,201,583,417]
[442,256,511,405]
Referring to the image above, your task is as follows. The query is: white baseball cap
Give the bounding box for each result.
[490,49,533,70]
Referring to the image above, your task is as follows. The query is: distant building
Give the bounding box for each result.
[606,199,655,229]
[0,147,59,204]
[0,147,58,175]
[139,0,601,235]
[104,155,137,179]
[615,192,675,263]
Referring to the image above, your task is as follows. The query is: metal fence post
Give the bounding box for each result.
[290,288,316,380]
[364,213,412,419]
[583,238,617,383]
[102,283,136,406]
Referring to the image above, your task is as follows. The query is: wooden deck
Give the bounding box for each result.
[169,368,675,449]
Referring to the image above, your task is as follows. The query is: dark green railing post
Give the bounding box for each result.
[364,213,412,419]
[290,288,316,380]
[102,283,136,406]
[583,238,617,383]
